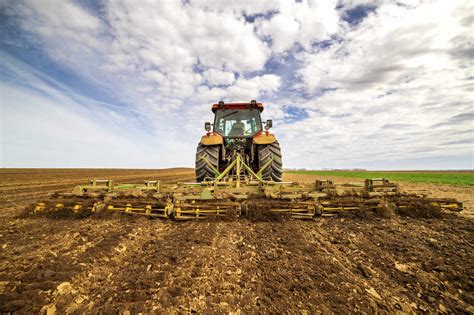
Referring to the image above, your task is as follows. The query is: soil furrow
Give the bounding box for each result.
[0,216,142,313]
[47,221,220,313]
[177,221,254,313]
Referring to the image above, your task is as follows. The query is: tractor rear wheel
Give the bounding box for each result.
[258,141,283,182]
[195,144,219,182]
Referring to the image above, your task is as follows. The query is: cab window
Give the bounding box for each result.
[214,109,262,137]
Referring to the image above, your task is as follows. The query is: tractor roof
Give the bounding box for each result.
[212,101,264,113]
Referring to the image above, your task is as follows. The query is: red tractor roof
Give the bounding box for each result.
[212,101,264,113]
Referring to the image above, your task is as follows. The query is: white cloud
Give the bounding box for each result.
[298,2,473,93]
[1,0,473,169]
[202,69,236,86]
[1,82,147,168]
[4,0,105,68]
[4,0,277,111]
[194,74,281,103]
[191,1,281,15]
[104,0,270,73]
[0,54,196,168]
[277,1,474,168]
[258,0,340,52]
[228,74,282,99]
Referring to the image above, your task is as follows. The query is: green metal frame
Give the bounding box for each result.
[199,153,273,187]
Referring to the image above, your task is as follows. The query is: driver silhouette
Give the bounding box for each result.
[229,120,245,136]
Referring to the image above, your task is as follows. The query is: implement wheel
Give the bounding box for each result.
[258,141,283,182]
[195,143,219,182]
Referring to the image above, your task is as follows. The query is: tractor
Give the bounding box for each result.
[195,100,283,182]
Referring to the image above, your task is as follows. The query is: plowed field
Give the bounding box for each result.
[0,169,473,313]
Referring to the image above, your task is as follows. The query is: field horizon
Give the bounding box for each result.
[2,167,473,172]
[2,168,473,186]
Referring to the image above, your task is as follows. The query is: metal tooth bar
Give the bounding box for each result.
[175,205,236,210]
[175,207,315,219]
[175,213,229,219]
[174,213,230,220]
[35,201,98,210]
[440,204,462,210]
[269,208,313,213]
[174,206,241,220]
[176,209,231,214]
[175,208,239,214]
[117,211,168,218]
[321,206,364,211]
[106,205,169,218]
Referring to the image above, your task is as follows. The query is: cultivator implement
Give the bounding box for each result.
[32,155,463,220]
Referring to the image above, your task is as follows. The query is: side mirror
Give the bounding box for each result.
[204,122,211,132]
[265,119,273,130]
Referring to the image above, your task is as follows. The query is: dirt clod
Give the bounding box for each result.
[366,287,382,300]
[394,262,410,273]
[439,303,446,312]
[44,304,57,315]
[357,263,371,278]
[56,282,72,295]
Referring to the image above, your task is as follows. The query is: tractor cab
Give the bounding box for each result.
[206,100,273,138]
[214,108,262,137]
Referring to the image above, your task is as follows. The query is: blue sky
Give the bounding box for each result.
[0,0,473,169]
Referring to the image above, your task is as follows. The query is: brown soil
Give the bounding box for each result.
[0,169,473,313]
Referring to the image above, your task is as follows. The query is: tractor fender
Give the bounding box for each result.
[200,132,223,145]
[253,131,276,145]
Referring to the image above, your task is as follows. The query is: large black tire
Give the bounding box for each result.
[258,141,283,182]
[195,144,220,182]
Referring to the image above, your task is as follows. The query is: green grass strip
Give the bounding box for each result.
[286,171,474,186]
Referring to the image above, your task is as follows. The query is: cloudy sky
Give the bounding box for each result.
[0,0,473,169]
